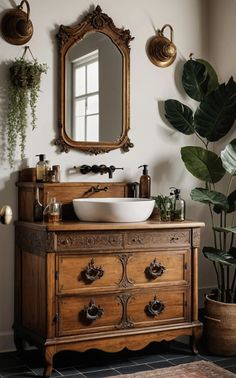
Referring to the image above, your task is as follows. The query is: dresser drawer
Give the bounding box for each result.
[124,229,191,249]
[58,288,191,336]
[127,250,190,286]
[128,288,190,327]
[56,248,190,295]
[57,293,123,336]
[56,231,124,251]
[56,254,123,294]
[57,287,190,337]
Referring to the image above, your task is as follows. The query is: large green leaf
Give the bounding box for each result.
[181,146,226,183]
[203,246,236,267]
[227,189,236,213]
[191,188,229,211]
[182,59,209,101]
[164,100,194,135]
[194,77,236,142]
[214,226,236,234]
[221,139,236,175]
[196,59,219,93]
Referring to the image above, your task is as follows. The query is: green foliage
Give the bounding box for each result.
[164,55,236,303]
[181,146,225,183]
[7,57,47,167]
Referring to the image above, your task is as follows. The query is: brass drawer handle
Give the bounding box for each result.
[81,299,104,322]
[81,258,104,283]
[145,295,165,317]
[145,258,166,280]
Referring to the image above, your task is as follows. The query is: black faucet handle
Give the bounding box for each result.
[80,165,91,174]
[91,165,100,173]
[109,165,124,172]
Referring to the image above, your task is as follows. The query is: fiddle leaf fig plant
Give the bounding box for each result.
[7,55,47,167]
[164,55,236,303]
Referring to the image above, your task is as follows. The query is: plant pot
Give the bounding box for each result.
[9,64,41,88]
[204,294,236,356]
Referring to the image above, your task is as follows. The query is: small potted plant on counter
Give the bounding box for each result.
[164,54,236,355]
[7,46,47,167]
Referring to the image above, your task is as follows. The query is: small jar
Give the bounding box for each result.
[52,165,61,182]
[43,197,62,223]
[47,169,56,183]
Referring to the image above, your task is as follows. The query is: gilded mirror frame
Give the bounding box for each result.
[55,5,134,154]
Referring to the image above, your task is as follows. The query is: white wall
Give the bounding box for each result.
[0,0,211,351]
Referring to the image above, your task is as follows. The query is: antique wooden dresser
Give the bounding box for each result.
[14,181,204,376]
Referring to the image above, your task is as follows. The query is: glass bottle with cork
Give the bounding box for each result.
[33,186,43,221]
[36,154,47,182]
[169,187,185,221]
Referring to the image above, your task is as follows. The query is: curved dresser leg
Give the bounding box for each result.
[190,326,202,355]
[13,333,24,356]
[43,347,55,377]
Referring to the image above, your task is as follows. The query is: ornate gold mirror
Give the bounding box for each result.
[55,6,134,154]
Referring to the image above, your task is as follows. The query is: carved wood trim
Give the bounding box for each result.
[125,230,191,249]
[117,254,133,288]
[56,232,123,251]
[192,228,201,247]
[116,294,134,329]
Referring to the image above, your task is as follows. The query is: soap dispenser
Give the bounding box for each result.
[138,165,151,198]
[169,187,185,221]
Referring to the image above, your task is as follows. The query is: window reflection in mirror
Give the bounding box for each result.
[65,32,123,143]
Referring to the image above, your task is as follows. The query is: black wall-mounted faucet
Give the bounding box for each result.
[79,164,124,179]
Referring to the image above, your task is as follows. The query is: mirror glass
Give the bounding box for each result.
[56,6,134,154]
[65,32,122,142]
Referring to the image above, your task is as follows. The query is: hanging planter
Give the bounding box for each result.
[7,46,47,167]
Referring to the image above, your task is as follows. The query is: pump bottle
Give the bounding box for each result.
[138,165,151,198]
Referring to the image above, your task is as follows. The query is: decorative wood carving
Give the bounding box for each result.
[116,294,134,329]
[56,232,123,251]
[192,228,201,247]
[117,254,133,288]
[125,230,190,249]
[18,227,55,253]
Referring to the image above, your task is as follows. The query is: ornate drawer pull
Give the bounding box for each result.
[145,258,166,280]
[81,299,104,322]
[81,258,104,283]
[61,237,71,245]
[170,236,179,241]
[145,295,165,317]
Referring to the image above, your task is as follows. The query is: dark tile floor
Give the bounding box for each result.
[0,339,236,378]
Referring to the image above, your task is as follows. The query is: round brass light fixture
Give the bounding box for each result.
[147,24,177,68]
[1,0,33,45]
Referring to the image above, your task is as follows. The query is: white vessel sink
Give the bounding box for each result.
[73,197,155,222]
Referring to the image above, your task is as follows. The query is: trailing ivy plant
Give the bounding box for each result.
[164,55,236,303]
[7,54,47,167]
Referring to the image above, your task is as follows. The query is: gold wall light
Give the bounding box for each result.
[0,205,12,225]
[147,24,177,68]
[1,0,33,45]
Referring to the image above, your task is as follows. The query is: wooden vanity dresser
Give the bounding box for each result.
[14,181,204,377]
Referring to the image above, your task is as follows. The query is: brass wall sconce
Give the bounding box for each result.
[1,0,33,45]
[147,24,177,68]
[0,205,12,225]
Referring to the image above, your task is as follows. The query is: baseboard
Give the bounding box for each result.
[0,331,15,352]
